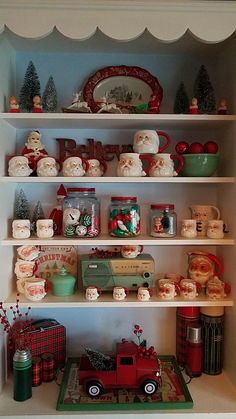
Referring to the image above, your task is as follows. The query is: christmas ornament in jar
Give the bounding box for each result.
[62,188,100,238]
[109,197,140,237]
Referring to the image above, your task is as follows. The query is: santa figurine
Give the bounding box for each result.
[49,184,67,235]
[9,95,20,113]
[32,94,42,113]
[189,97,199,114]
[21,130,48,171]
[217,98,228,115]
[148,93,161,114]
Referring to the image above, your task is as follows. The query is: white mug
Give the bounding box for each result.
[207,220,225,239]
[36,157,60,177]
[189,204,220,237]
[8,156,33,177]
[133,130,170,154]
[17,245,40,261]
[180,279,201,299]
[137,286,153,301]
[113,286,128,301]
[206,278,231,300]
[85,286,102,301]
[181,219,197,238]
[149,153,184,177]
[86,159,107,177]
[12,219,31,239]
[121,245,143,259]
[62,156,89,177]
[14,259,36,280]
[24,278,46,301]
[117,153,152,177]
[36,219,54,238]
[158,279,180,299]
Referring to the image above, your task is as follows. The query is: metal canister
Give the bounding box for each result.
[41,353,55,382]
[32,356,42,387]
[13,348,32,401]
[176,306,200,366]
[200,306,224,375]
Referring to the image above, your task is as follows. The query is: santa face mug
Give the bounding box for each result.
[117,153,152,177]
[181,219,197,238]
[180,279,201,299]
[12,219,31,239]
[133,130,170,154]
[86,159,107,177]
[158,279,180,299]
[189,204,220,236]
[14,259,36,280]
[17,245,40,261]
[121,245,143,259]
[206,278,231,300]
[36,219,54,238]
[113,286,129,301]
[207,220,225,239]
[137,287,153,301]
[149,153,184,177]
[36,157,60,177]
[62,156,89,177]
[8,156,33,177]
[24,278,46,302]
[85,286,102,301]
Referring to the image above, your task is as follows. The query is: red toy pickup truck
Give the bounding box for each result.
[79,340,162,397]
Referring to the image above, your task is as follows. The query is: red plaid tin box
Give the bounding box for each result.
[13,319,66,368]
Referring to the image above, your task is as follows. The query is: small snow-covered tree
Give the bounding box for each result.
[42,75,57,112]
[30,200,45,234]
[173,82,189,114]
[193,65,216,114]
[19,61,41,112]
[84,347,116,371]
[13,188,30,220]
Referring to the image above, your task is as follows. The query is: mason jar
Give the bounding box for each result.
[150,204,176,237]
[109,196,140,237]
[62,187,100,237]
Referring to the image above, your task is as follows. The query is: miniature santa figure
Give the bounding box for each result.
[9,95,20,113]
[217,98,228,115]
[189,97,199,114]
[21,130,48,170]
[32,94,42,113]
[49,184,67,235]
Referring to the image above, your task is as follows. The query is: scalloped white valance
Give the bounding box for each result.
[0,0,236,42]
[0,0,236,43]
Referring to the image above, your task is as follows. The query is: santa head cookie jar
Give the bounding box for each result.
[187,251,223,288]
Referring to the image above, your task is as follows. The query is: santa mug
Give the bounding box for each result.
[86,159,107,177]
[17,245,40,261]
[113,286,129,301]
[158,279,180,299]
[36,219,54,238]
[14,259,37,280]
[137,286,153,301]
[36,157,61,177]
[133,130,170,154]
[207,220,225,239]
[62,156,89,177]
[121,245,143,259]
[85,286,102,301]
[206,278,231,300]
[12,219,31,239]
[149,153,184,177]
[181,219,197,238]
[24,278,46,302]
[180,279,201,299]
[8,156,33,177]
[117,153,152,177]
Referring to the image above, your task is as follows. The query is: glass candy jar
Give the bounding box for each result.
[150,204,176,237]
[109,197,140,237]
[62,188,100,237]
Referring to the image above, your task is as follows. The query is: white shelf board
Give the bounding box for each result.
[0,176,235,184]
[2,235,235,246]
[1,370,236,418]
[1,113,236,129]
[4,291,233,308]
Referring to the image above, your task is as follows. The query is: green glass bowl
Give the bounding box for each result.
[180,153,219,177]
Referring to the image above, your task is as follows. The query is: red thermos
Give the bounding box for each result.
[185,324,203,377]
[176,307,200,366]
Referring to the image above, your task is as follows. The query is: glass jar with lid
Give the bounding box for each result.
[150,204,176,237]
[109,196,140,237]
[62,188,100,237]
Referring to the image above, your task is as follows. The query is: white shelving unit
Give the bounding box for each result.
[0,1,236,418]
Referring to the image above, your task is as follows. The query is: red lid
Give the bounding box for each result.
[67,188,95,193]
[177,307,200,317]
[111,197,137,202]
[150,204,174,210]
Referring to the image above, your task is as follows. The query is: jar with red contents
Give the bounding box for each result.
[150,204,176,237]
[109,197,140,237]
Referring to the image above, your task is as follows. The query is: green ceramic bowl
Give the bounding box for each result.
[180,153,219,177]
